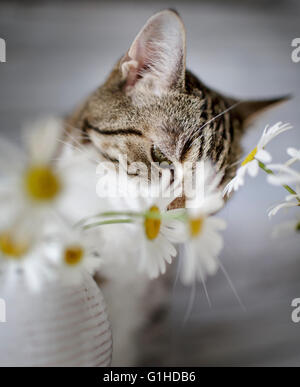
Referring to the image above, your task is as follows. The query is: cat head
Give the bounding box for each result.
[72,9,288,192]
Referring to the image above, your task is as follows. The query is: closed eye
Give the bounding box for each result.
[83,119,143,137]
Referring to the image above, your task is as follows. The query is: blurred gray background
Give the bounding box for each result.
[0,0,299,366]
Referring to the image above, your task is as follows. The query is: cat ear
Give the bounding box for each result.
[234,95,291,126]
[120,9,186,98]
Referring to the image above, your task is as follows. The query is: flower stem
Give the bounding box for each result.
[95,211,144,218]
[75,212,140,228]
[76,209,187,228]
[83,218,133,230]
[258,161,300,201]
[93,210,186,220]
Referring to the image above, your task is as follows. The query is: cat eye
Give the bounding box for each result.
[151,145,172,167]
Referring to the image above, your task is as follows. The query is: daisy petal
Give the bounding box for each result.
[23,117,64,164]
[287,147,300,159]
[256,149,272,163]
[268,201,298,217]
[247,160,259,177]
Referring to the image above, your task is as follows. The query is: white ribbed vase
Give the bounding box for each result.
[0,274,112,367]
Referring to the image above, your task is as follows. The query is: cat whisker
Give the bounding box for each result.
[57,139,81,153]
[199,102,241,138]
[199,271,212,309]
[63,128,90,148]
[172,245,183,293]
[228,158,243,169]
[64,121,82,132]
[57,138,85,155]
[63,127,104,165]
[225,156,244,173]
[64,123,94,144]
[183,281,197,326]
[182,273,212,326]
[189,102,241,151]
[180,246,212,325]
[217,257,246,312]
[60,128,101,162]
[57,139,99,165]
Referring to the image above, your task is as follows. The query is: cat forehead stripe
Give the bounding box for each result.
[83,120,143,137]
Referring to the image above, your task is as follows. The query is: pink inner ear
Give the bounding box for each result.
[121,10,186,95]
[125,36,149,87]
[125,63,139,88]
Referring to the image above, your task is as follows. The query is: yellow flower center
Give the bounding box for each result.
[0,232,29,259]
[144,206,161,241]
[296,222,300,233]
[24,165,61,202]
[189,217,204,238]
[241,147,257,166]
[64,245,84,266]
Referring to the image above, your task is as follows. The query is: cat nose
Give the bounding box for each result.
[168,195,185,210]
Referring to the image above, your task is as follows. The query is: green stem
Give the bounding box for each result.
[258,161,300,201]
[76,209,187,228]
[75,212,142,228]
[95,211,144,218]
[94,210,186,220]
[83,218,133,230]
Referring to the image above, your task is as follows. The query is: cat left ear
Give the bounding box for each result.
[120,9,186,99]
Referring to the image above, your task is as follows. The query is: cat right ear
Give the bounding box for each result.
[234,95,291,126]
[120,9,186,99]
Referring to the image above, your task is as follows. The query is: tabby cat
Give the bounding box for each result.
[66,9,286,365]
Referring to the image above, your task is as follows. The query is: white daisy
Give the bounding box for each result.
[267,165,300,217]
[181,217,226,285]
[267,163,300,217]
[117,177,185,279]
[0,117,104,232]
[223,122,293,196]
[187,161,224,214]
[0,225,55,292]
[223,166,247,196]
[181,163,226,285]
[286,147,300,166]
[0,117,107,290]
[47,227,103,286]
[268,189,300,217]
[268,201,300,217]
[0,117,63,224]
[267,164,300,186]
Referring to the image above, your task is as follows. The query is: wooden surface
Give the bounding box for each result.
[0,0,299,366]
